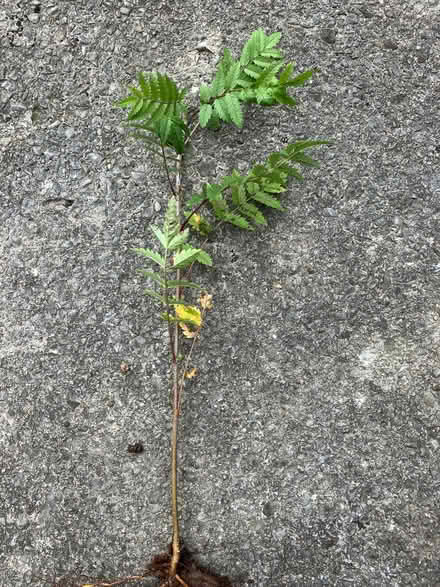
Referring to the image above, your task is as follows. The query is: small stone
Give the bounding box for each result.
[120,6,132,15]
[120,361,130,374]
[321,28,336,44]
[263,502,274,517]
[79,177,92,188]
[423,391,438,408]
[383,39,398,50]
[28,13,40,23]
[88,152,103,164]
[359,6,374,18]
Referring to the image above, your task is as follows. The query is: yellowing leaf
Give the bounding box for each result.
[200,293,213,310]
[175,304,201,326]
[185,367,198,379]
[180,323,198,338]
[188,212,213,235]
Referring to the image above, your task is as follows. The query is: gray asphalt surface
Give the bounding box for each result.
[1,1,440,585]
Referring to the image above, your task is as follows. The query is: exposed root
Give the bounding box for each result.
[148,546,232,587]
[47,546,233,587]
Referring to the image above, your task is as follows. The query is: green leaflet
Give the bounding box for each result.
[173,247,203,269]
[151,226,168,249]
[271,88,296,107]
[254,61,284,87]
[259,182,285,194]
[195,250,213,266]
[205,183,224,202]
[164,197,179,236]
[185,192,206,208]
[222,93,243,127]
[211,67,225,96]
[290,152,321,168]
[224,213,252,230]
[279,63,293,85]
[139,270,202,291]
[165,279,202,289]
[241,202,267,225]
[284,166,304,182]
[224,61,241,90]
[153,116,189,154]
[285,70,315,87]
[178,244,213,267]
[168,230,189,251]
[244,182,258,195]
[231,184,247,207]
[133,247,166,268]
[199,103,213,128]
[138,270,165,287]
[199,84,212,103]
[251,191,283,210]
[213,97,228,123]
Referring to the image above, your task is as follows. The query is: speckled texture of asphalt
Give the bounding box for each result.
[1,1,440,585]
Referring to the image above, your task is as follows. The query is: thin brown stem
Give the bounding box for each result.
[180,198,208,232]
[169,140,185,578]
[162,144,177,198]
[169,355,180,577]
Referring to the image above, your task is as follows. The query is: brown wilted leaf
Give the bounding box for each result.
[180,323,198,339]
[185,368,198,379]
[200,293,213,310]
